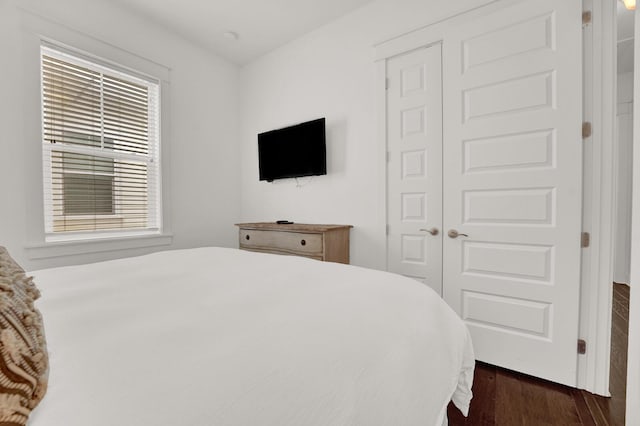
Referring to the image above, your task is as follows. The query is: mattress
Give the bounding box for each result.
[28,247,474,425]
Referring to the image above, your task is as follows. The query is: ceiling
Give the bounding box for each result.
[108,0,375,65]
[617,1,635,74]
[108,1,634,70]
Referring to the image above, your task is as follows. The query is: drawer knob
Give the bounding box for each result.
[300,239,306,246]
[245,235,250,240]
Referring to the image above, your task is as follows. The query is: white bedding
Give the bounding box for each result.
[28,247,474,426]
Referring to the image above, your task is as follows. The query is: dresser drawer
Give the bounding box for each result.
[236,223,352,264]
[240,229,323,255]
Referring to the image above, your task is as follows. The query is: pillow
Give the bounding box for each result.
[0,247,48,425]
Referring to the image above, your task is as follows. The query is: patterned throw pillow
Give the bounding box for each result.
[0,247,48,425]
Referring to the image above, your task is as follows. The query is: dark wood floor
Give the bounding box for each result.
[447,283,629,426]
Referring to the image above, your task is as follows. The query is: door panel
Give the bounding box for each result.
[387,44,443,295]
[442,0,582,386]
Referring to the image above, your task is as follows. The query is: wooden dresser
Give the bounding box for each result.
[235,223,352,264]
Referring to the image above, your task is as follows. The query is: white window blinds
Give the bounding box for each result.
[41,45,161,240]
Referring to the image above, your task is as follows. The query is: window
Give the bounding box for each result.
[41,44,161,241]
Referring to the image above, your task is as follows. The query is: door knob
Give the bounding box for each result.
[448,229,469,239]
[419,227,439,236]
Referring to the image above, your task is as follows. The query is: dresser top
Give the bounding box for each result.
[235,222,353,232]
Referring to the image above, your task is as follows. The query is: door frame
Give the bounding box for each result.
[627,2,639,421]
[579,0,616,395]
[375,0,616,395]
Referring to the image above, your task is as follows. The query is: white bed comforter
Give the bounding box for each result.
[28,247,474,426]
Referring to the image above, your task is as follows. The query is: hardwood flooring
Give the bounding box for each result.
[447,283,629,426]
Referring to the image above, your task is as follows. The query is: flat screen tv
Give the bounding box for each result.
[258,118,326,182]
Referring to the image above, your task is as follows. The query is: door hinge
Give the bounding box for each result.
[581,232,590,248]
[582,122,592,139]
[582,11,592,26]
[385,78,390,90]
[386,224,390,235]
[386,151,390,162]
[578,339,586,354]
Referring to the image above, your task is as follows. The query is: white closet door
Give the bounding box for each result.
[442,0,583,386]
[387,44,443,295]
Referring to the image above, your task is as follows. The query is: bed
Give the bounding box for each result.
[0,246,474,425]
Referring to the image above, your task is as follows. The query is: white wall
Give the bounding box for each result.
[0,0,241,270]
[239,0,494,269]
[619,72,634,103]
[615,71,634,283]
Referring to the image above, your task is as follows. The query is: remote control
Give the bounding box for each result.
[276,220,294,224]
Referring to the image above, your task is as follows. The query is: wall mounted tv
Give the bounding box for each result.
[258,118,327,182]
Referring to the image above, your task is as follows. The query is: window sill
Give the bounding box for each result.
[25,233,173,260]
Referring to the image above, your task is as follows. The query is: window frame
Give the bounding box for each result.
[40,43,162,243]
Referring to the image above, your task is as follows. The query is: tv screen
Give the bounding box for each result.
[258,118,327,182]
